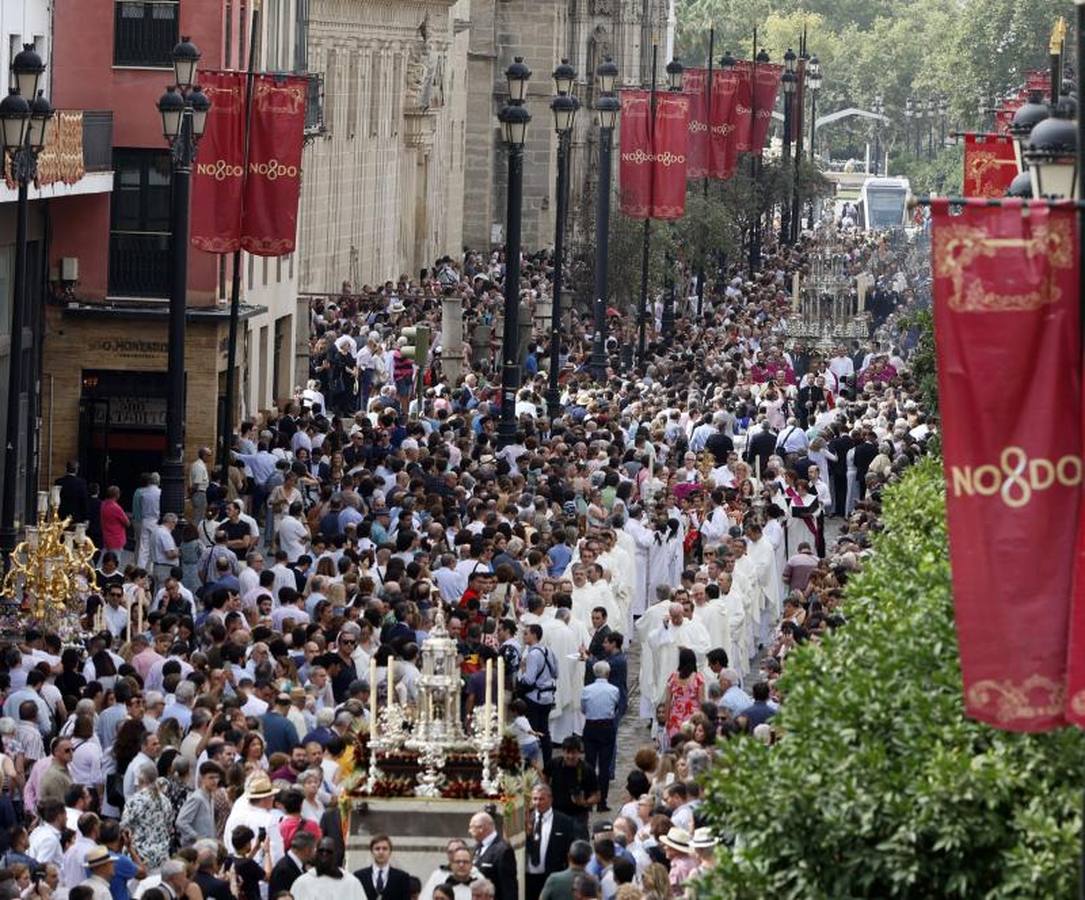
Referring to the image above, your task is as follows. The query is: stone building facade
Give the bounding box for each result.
[463,0,674,252]
[298,0,470,294]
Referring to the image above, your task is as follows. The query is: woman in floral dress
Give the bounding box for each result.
[663,647,706,739]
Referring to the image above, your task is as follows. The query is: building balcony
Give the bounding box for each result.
[108,230,171,299]
[0,109,114,202]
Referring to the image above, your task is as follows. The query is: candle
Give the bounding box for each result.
[136,594,143,636]
[95,603,103,634]
[369,657,378,737]
[496,656,505,733]
[387,657,395,711]
[36,492,47,517]
[26,527,38,549]
[483,658,493,737]
[49,486,60,510]
[74,523,87,544]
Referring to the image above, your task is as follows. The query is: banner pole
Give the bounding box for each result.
[696,27,714,321]
[219,6,261,480]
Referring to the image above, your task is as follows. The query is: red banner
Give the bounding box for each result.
[241,74,307,256]
[709,69,739,179]
[731,62,754,155]
[932,199,1080,732]
[684,68,708,179]
[962,133,1019,198]
[1026,69,1052,93]
[191,71,246,253]
[751,63,783,155]
[619,90,652,219]
[651,93,690,219]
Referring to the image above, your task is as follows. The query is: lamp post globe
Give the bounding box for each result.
[1005,170,1034,198]
[1009,90,1050,172]
[665,56,684,92]
[10,44,44,102]
[1024,99,1077,200]
[171,36,201,89]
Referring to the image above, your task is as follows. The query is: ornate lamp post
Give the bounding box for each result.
[807,55,822,162]
[1009,90,1050,172]
[927,95,936,160]
[0,45,52,567]
[546,59,577,421]
[590,56,618,381]
[156,38,210,519]
[496,57,531,448]
[939,94,948,148]
[905,97,915,155]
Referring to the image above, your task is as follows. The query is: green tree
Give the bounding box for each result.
[699,459,1085,898]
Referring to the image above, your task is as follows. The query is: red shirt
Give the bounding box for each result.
[100,499,130,550]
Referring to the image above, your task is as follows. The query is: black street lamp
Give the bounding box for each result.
[546,59,577,421]
[780,50,796,245]
[927,96,936,160]
[156,37,210,520]
[939,94,948,148]
[905,97,915,154]
[497,57,531,447]
[872,94,884,175]
[0,44,51,566]
[590,56,618,381]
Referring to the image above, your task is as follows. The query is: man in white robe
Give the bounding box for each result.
[746,522,784,646]
[691,583,733,666]
[648,602,711,709]
[542,609,582,744]
[728,538,765,667]
[634,586,673,718]
[570,566,622,630]
[622,508,655,617]
[716,572,751,681]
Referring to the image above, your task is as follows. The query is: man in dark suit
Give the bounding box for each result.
[525,784,576,900]
[354,834,412,900]
[269,830,316,897]
[828,428,856,516]
[852,430,879,500]
[55,461,89,523]
[538,840,592,900]
[194,848,233,900]
[703,422,734,466]
[602,633,628,719]
[583,609,611,684]
[743,421,777,478]
[469,811,518,900]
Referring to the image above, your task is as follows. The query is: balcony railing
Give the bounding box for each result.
[109,230,172,298]
[113,0,179,68]
[83,111,113,172]
[305,73,325,135]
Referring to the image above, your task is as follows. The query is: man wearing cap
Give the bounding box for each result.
[80,845,115,900]
[262,693,301,756]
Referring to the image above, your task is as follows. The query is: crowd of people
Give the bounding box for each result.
[5,219,934,900]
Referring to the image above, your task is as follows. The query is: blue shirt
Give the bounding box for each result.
[547,543,572,577]
[109,852,138,900]
[581,679,620,721]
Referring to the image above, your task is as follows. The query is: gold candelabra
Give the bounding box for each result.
[1,488,97,636]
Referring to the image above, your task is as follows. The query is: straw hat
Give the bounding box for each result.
[85,846,113,869]
[245,772,276,799]
[658,827,692,854]
[690,827,718,850]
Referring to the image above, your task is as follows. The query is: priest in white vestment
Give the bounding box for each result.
[648,603,711,709]
[634,587,674,718]
[570,565,622,629]
[623,508,655,617]
[542,608,582,744]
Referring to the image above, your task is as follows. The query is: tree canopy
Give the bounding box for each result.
[699,458,1085,898]
[676,0,1066,173]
